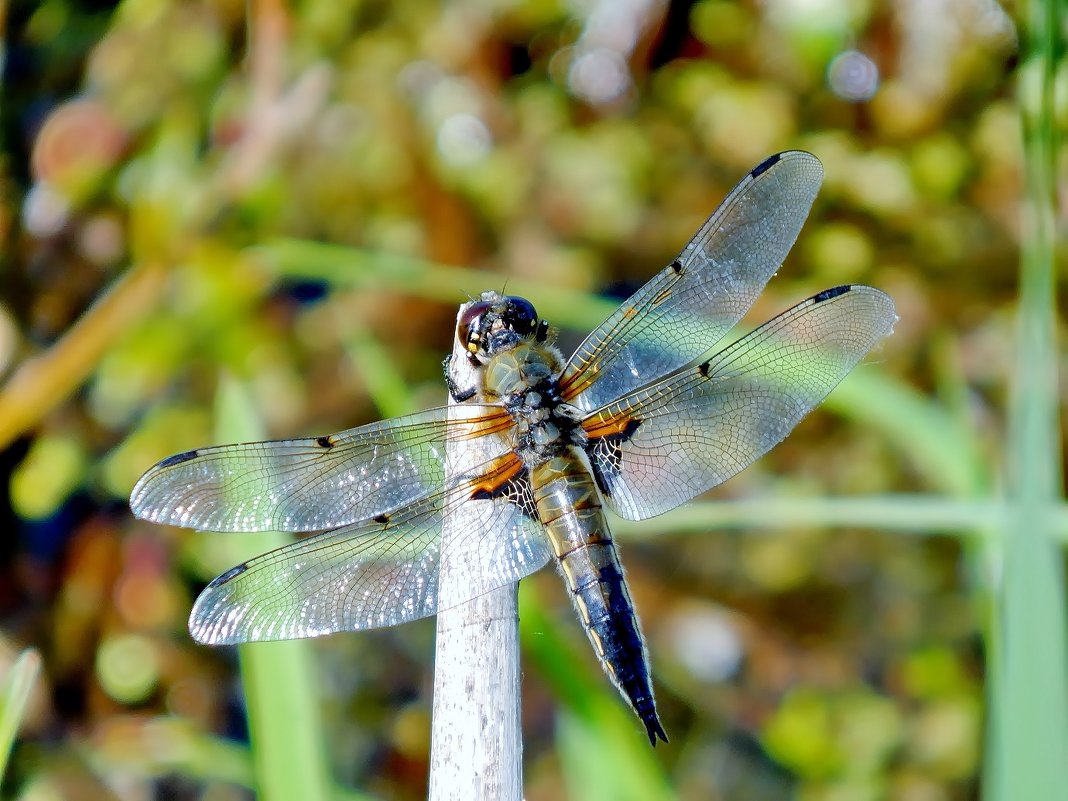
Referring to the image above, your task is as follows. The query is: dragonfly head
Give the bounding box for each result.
[457,292,544,364]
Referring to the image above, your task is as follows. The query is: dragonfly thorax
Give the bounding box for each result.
[483,339,585,464]
[452,291,584,463]
[483,340,555,397]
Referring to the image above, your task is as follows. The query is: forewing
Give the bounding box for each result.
[129,405,512,533]
[188,457,552,643]
[582,285,896,520]
[559,151,825,412]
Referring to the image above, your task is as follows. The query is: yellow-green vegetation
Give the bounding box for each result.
[0,1,1063,800]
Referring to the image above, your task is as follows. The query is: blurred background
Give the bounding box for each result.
[1,1,1065,800]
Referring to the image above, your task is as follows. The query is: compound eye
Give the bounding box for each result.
[457,300,493,351]
[504,296,538,336]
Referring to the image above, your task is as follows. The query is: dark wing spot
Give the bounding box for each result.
[750,152,782,178]
[374,513,390,525]
[813,285,851,303]
[615,418,642,441]
[466,455,528,502]
[469,468,536,507]
[207,563,248,588]
[315,435,335,449]
[670,258,683,274]
[471,481,517,501]
[590,450,617,497]
[158,450,199,468]
[587,418,642,498]
[697,360,711,378]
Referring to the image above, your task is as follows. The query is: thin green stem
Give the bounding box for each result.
[257,238,618,331]
[0,649,41,782]
[989,2,1068,799]
[613,495,1068,542]
[214,377,336,801]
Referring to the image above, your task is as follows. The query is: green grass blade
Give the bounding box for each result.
[0,649,41,782]
[825,369,989,496]
[989,1,1068,798]
[213,376,336,801]
[79,715,376,801]
[82,717,256,787]
[344,330,418,418]
[614,495,1068,543]
[258,238,617,330]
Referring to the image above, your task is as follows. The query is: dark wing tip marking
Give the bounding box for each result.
[315,435,335,449]
[813,285,851,303]
[207,563,249,588]
[697,360,711,377]
[670,258,683,274]
[157,449,200,468]
[373,513,390,524]
[750,152,783,178]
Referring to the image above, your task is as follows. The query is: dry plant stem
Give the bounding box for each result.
[217,0,331,199]
[428,302,523,801]
[0,260,167,450]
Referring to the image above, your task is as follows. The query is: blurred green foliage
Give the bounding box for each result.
[0,1,1064,800]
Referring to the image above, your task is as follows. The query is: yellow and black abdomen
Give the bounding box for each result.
[530,448,668,745]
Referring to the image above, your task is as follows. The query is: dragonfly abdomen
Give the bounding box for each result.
[530,451,668,745]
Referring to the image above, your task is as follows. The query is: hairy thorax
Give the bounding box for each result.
[481,340,586,466]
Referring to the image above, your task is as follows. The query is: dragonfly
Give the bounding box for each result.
[130,151,896,746]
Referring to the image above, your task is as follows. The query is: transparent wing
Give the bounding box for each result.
[559,151,825,412]
[129,405,512,533]
[189,457,552,643]
[581,285,896,521]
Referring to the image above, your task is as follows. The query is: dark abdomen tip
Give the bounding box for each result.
[644,713,669,746]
